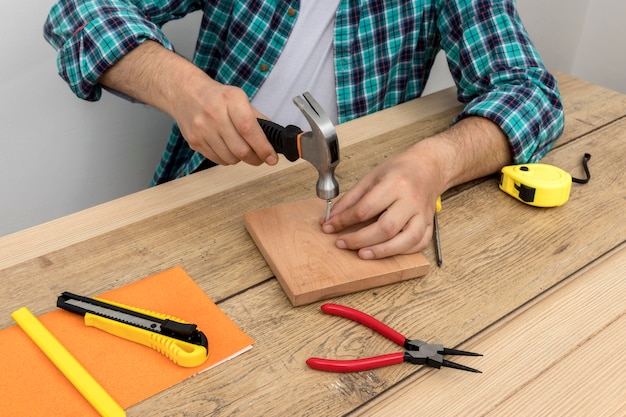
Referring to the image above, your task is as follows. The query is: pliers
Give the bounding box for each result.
[306,303,482,373]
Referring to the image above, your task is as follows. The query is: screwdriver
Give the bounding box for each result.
[434,196,442,267]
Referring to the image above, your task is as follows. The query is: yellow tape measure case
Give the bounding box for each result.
[499,164,572,207]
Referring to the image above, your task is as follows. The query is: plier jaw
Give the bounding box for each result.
[403,349,482,373]
[403,339,482,372]
[307,304,482,374]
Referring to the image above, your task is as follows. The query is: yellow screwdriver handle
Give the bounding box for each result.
[433,196,443,267]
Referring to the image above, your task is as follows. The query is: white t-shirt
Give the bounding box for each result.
[250,1,340,129]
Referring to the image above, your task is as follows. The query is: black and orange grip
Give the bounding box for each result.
[258,118,303,162]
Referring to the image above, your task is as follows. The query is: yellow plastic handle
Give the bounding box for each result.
[84,314,208,367]
[436,196,442,213]
[87,297,208,368]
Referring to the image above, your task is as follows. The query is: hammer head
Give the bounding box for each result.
[293,93,340,200]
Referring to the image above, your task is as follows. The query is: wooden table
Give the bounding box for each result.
[1,73,624,416]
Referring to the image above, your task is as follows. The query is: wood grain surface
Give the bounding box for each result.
[244,198,429,305]
[352,243,626,416]
[1,74,624,417]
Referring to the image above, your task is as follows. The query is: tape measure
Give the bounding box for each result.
[499,153,591,207]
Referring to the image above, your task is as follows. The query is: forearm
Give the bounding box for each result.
[43,0,201,101]
[99,41,212,119]
[100,41,275,167]
[410,116,512,195]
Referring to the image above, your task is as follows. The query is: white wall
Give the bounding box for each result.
[1,1,624,237]
[571,0,626,94]
[0,6,201,236]
[517,0,587,72]
[417,0,592,95]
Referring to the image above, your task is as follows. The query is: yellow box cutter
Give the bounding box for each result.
[57,292,209,368]
[499,153,591,207]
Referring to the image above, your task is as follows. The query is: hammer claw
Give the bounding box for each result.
[292,93,340,201]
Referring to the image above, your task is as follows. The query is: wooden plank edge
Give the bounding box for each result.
[291,261,430,306]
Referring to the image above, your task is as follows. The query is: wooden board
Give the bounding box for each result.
[243,198,430,306]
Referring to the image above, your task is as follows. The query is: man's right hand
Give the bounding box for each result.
[99,41,278,167]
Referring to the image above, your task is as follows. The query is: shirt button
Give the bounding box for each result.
[287,7,296,17]
[260,63,269,72]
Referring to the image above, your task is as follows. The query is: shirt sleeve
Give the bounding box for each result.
[438,0,564,164]
[43,0,203,101]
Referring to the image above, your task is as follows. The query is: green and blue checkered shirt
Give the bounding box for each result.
[44,0,564,185]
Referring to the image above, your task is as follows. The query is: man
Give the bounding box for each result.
[44,1,564,260]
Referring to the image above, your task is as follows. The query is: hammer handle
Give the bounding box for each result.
[258,119,302,162]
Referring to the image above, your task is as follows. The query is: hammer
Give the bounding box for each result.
[258,92,340,220]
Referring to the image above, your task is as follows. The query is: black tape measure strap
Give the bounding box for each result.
[571,153,591,184]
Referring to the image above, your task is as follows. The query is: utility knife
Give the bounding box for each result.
[57,292,209,368]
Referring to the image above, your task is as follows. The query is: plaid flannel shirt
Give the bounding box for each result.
[44,0,564,185]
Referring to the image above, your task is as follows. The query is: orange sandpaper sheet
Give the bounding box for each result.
[0,266,254,416]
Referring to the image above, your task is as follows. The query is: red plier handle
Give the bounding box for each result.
[307,353,405,372]
[307,304,483,373]
[319,303,407,347]
[306,304,408,373]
